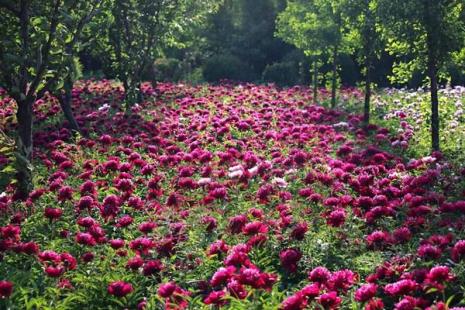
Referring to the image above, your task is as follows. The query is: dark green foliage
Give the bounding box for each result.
[202,0,294,82]
[262,62,299,87]
[203,54,251,82]
[144,58,182,83]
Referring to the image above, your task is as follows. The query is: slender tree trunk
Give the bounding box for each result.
[15,98,34,198]
[313,60,318,104]
[58,77,80,132]
[137,81,143,103]
[58,93,80,133]
[331,45,338,108]
[364,58,371,124]
[428,60,440,151]
[424,0,440,152]
[122,78,132,112]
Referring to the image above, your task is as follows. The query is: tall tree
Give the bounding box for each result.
[276,0,346,107]
[379,0,465,151]
[108,0,219,110]
[0,0,103,197]
[344,0,383,124]
[52,0,105,133]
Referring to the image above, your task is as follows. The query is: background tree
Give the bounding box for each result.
[52,0,106,133]
[378,0,465,151]
[0,0,104,197]
[276,0,347,107]
[276,0,323,103]
[107,0,219,110]
[344,0,383,124]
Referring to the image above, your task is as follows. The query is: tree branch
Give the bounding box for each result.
[27,0,62,100]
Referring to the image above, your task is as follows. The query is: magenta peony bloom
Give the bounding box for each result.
[0,280,13,298]
[108,281,133,297]
[355,283,377,302]
[279,248,302,273]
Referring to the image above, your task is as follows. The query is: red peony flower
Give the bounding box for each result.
[318,291,341,309]
[211,266,235,287]
[280,292,307,310]
[384,279,417,296]
[0,280,13,298]
[158,282,177,298]
[451,240,465,262]
[355,283,377,302]
[108,281,133,297]
[309,266,331,284]
[228,214,248,234]
[138,221,156,234]
[44,207,63,221]
[76,232,96,246]
[142,259,163,276]
[279,248,302,273]
[326,209,346,227]
[203,290,226,306]
[242,221,268,235]
[290,222,308,240]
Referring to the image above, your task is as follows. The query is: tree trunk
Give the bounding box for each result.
[312,60,318,104]
[58,77,80,133]
[364,58,371,124]
[331,45,338,108]
[122,78,132,112]
[15,98,34,198]
[428,61,440,151]
[58,94,80,133]
[137,81,143,103]
[424,0,440,152]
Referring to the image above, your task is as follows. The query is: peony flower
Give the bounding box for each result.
[426,266,454,284]
[203,290,226,306]
[0,280,13,298]
[355,283,377,302]
[280,292,307,310]
[76,232,96,246]
[290,222,308,240]
[108,281,133,297]
[384,279,417,296]
[44,207,63,221]
[158,282,177,298]
[451,240,465,262]
[318,291,341,309]
[309,267,331,284]
[211,266,235,287]
[229,215,248,234]
[142,260,163,276]
[138,221,156,234]
[326,209,346,227]
[242,221,268,235]
[279,248,302,273]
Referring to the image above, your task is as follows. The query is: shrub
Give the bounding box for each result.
[143,58,181,82]
[262,62,299,87]
[203,54,250,82]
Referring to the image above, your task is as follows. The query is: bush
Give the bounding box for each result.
[143,58,181,82]
[203,54,250,82]
[262,61,299,87]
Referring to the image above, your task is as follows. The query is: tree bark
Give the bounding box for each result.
[312,60,318,104]
[364,65,371,125]
[428,60,440,151]
[425,0,440,152]
[122,78,131,112]
[331,45,338,108]
[15,98,34,198]
[137,81,143,103]
[57,78,80,133]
